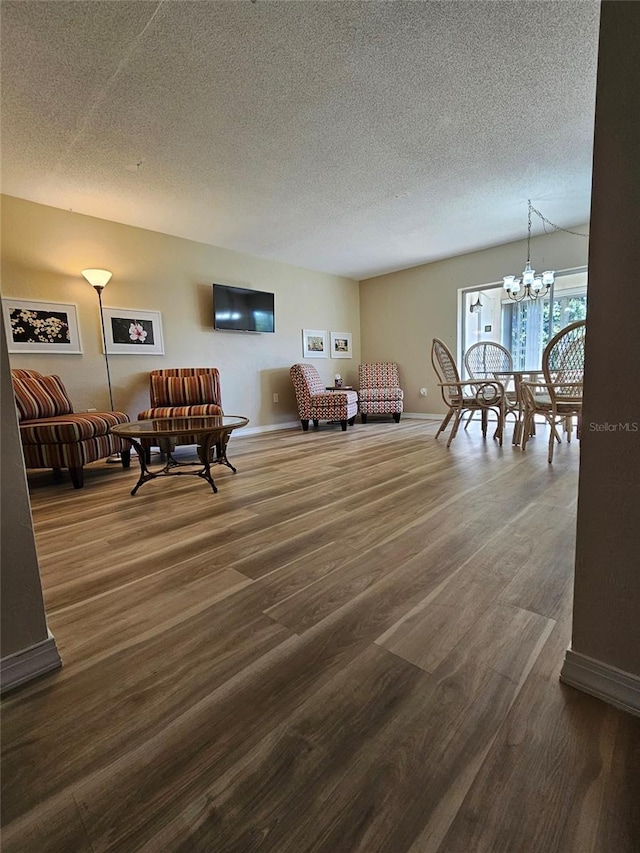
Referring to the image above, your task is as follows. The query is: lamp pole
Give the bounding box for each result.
[94,285,115,411]
[81,269,121,462]
[81,269,115,411]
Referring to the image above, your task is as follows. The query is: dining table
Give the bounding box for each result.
[492,369,545,446]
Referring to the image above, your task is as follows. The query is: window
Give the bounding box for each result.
[460,268,587,372]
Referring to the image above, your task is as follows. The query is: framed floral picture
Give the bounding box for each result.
[302,329,328,359]
[2,298,83,353]
[102,308,164,355]
[330,331,352,359]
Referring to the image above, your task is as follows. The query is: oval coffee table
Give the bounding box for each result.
[111,415,249,495]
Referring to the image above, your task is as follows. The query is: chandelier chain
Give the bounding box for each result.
[528,202,589,239]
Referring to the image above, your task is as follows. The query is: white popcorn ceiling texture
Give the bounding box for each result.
[0,1,600,280]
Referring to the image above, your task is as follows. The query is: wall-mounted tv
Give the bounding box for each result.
[213,283,275,333]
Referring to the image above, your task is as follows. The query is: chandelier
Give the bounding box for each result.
[503,200,555,301]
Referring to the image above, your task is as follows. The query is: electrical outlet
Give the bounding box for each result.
[273,393,279,403]
[419,388,428,397]
[87,407,97,412]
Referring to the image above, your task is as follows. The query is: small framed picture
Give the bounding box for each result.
[302,329,328,358]
[330,331,352,359]
[103,308,164,355]
[2,298,83,353]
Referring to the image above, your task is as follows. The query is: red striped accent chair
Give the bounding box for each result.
[11,369,131,489]
[290,363,358,432]
[138,368,223,456]
[358,362,404,424]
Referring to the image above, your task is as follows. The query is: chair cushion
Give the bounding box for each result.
[13,374,73,421]
[150,372,221,408]
[359,388,404,403]
[308,391,358,419]
[10,369,44,380]
[138,404,223,420]
[19,411,130,444]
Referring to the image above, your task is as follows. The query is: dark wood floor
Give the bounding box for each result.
[2,418,639,852]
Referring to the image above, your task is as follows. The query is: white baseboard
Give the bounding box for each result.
[401,412,442,421]
[560,648,640,717]
[240,420,300,436]
[240,416,442,437]
[1,630,62,695]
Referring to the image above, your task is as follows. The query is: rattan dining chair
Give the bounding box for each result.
[431,338,506,448]
[464,341,513,379]
[520,320,586,463]
[463,341,518,431]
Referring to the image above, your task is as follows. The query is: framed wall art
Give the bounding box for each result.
[330,331,352,359]
[102,307,165,355]
[2,298,83,353]
[302,329,328,359]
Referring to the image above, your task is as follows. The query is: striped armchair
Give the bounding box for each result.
[358,362,404,423]
[290,363,358,432]
[138,368,223,456]
[11,369,131,489]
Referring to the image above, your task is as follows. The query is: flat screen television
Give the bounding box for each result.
[213,283,275,333]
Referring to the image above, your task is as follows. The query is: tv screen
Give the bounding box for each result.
[213,284,275,333]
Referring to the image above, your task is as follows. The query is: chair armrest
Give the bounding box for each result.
[437,379,505,406]
[520,380,583,404]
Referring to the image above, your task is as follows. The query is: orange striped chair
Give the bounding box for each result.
[11,369,131,489]
[137,367,223,457]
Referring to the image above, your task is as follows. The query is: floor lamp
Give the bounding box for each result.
[82,268,120,461]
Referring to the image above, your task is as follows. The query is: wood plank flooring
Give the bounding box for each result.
[2,418,639,852]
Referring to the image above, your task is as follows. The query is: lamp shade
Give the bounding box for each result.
[82,269,112,288]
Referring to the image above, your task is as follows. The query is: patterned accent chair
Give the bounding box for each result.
[358,362,404,424]
[11,369,131,489]
[290,363,358,432]
[138,367,223,457]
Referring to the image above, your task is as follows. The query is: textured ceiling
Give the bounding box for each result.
[0,1,600,280]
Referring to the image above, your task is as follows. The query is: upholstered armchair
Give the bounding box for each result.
[11,369,131,489]
[290,363,358,431]
[138,367,223,457]
[358,362,404,424]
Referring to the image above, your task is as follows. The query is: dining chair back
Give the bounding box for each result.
[464,341,513,379]
[543,320,586,386]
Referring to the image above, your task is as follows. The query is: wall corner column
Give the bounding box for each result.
[0,321,61,693]
[560,0,640,716]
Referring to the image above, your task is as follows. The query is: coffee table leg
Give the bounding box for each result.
[122,437,160,496]
[216,431,237,473]
[199,431,237,474]
[196,433,218,493]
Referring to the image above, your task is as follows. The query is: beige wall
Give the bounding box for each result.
[359,228,589,414]
[1,195,360,428]
[569,0,640,678]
